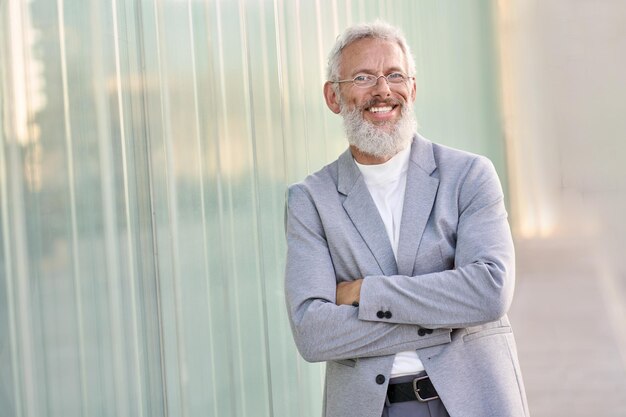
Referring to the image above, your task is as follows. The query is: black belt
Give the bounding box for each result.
[386,375,440,403]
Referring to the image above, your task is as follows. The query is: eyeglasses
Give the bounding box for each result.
[332,72,414,88]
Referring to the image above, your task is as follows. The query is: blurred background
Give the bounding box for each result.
[1,0,625,416]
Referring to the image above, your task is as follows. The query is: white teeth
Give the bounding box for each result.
[369,106,393,113]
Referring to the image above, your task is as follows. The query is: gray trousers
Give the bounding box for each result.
[382,373,450,417]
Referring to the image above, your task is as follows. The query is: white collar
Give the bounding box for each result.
[354,145,411,186]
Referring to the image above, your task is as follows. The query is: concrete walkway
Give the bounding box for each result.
[509,237,626,416]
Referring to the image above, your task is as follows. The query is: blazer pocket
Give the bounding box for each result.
[333,358,357,368]
[463,321,512,342]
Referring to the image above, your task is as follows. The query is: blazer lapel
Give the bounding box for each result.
[338,149,398,276]
[396,136,440,277]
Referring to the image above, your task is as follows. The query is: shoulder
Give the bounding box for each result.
[419,139,499,190]
[414,135,502,202]
[287,158,340,204]
[410,134,493,178]
[431,141,493,174]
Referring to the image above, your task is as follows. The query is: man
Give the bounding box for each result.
[284,21,529,417]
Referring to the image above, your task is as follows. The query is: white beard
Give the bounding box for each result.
[340,100,417,160]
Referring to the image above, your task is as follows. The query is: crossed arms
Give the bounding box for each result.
[284,155,515,362]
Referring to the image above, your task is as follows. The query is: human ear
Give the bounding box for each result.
[323,82,342,114]
[410,78,417,103]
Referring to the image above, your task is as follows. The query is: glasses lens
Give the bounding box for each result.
[353,75,375,87]
[387,73,406,84]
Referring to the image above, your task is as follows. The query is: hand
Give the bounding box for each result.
[336,279,363,306]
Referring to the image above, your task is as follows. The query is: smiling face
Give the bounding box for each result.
[324,37,417,163]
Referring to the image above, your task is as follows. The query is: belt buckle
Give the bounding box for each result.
[412,375,439,402]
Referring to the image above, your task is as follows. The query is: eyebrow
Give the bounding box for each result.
[349,66,406,76]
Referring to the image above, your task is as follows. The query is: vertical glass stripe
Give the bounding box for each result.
[0,112,21,417]
[149,1,185,416]
[272,0,289,185]
[133,2,169,415]
[238,0,274,416]
[55,1,89,414]
[185,6,211,391]
[2,132,33,417]
[199,3,220,417]
[93,46,128,417]
[293,0,311,173]
[1,3,24,415]
[185,0,207,410]
[110,1,145,415]
[216,24,247,345]
[212,2,239,413]
[12,2,43,417]
[203,2,232,415]
[6,2,39,416]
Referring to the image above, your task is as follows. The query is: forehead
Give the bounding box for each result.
[339,37,407,76]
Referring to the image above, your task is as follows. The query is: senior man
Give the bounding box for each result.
[284,21,529,417]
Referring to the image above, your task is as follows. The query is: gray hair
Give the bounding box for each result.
[326,20,416,82]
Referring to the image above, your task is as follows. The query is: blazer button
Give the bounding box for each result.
[418,328,427,336]
[377,311,385,319]
[375,374,386,385]
[426,328,434,334]
[384,311,392,319]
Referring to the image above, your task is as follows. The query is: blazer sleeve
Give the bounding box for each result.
[284,184,450,363]
[358,156,516,329]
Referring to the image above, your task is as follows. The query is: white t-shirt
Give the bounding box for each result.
[354,145,425,377]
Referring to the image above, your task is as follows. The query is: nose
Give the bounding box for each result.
[371,75,392,96]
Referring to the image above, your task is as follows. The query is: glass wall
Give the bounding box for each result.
[0,1,506,416]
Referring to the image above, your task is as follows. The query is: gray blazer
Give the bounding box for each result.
[285,134,529,417]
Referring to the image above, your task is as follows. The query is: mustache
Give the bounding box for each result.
[361,97,404,109]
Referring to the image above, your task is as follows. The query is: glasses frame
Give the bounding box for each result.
[332,72,415,88]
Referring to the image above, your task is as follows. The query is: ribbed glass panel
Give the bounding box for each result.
[0,0,165,416]
[0,1,505,417]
